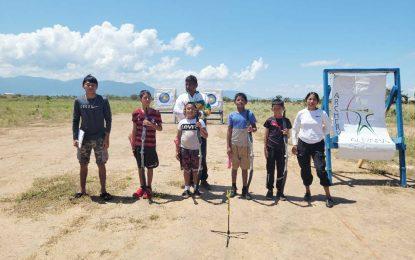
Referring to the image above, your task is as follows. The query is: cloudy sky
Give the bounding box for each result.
[0,0,414,98]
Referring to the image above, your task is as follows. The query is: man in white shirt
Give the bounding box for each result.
[174,75,212,189]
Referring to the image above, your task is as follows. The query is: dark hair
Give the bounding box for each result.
[234,92,248,102]
[271,97,284,107]
[304,92,320,103]
[185,102,197,109]
[139,90,152,99]
[185,75,198,85]
[82,74,98,86]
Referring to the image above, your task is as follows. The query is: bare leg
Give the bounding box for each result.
[231,169,237,184]
[147,168,153,188]
[184,170,191,187]
[138,168,145,187]
[98,164,107,194]
[80,163,88,194]
[242,169,248,187]
[193,170,199,189]
[305,185,311,194]
[323,186,331,198]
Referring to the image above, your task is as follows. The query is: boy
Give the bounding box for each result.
[131,90,162,200]
[176,102,208,198]
[72,74,112,201]
[263,97,292,200]
[227,93,257,199]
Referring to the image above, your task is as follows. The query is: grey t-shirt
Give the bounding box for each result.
[72,95,112,140]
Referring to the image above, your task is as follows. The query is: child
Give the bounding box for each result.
[263,97,292,200]
[72,74,112,201]
[176,102,208,198]
[227,93,257,199]
[131,90,162,200]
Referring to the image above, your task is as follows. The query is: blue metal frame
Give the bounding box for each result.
[323,68,407,187]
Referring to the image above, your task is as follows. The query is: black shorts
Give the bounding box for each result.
[134,146,159,169]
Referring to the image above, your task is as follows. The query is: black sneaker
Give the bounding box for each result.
[304,192,311,202]
[200,180,211,190]
[277,193,287,201]
[242,187,252,200]
[230,187,237,198]
[326,197,334,208]
[194,189,201,196]
[266,190,273,200]
[182,189,192,198]
[100,192,113,201]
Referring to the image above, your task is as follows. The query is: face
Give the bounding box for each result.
[83,82,97,95]
[185,81,197,93]
[184,104,196,118]
[306,94,319,109]
[234,96,247,109]
[140,93,152,107]
[272,104,284,116]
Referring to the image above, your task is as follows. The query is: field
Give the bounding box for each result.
[0,95,414,259]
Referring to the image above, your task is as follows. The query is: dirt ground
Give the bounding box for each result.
[0,114,414,259]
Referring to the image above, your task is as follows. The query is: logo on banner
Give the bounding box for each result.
[207,93,217,105]
[159,93,171,103]
[342,95,375,135]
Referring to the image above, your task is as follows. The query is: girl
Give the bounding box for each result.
[292,92,334,208]
[263,97,292,201]
[131,90,162,200]
[176,102,208,198]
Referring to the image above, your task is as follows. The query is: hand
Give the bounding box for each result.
[282,128,289,135]
[196,121,202,128]
[73,140,79,148]
[247,125,253,133]
[227,147,232,156]
[264,147,268,158]
[103,135,110,149]
[143,119,153,127]
[292,145,298,155]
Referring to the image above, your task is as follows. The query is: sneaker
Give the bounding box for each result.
[266,189,273,200]
[100,192,113,201]
[230,187,237,198]
[200,180,211,190]
[304,192,311,202]
[143,189,152,199]
[133,188,145,199]
[242,187,252,200]
[182,189,192,198]
[194,189,201,196]
[276,193,287,201]
[326,197,334,208]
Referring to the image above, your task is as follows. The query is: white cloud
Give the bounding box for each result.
[199,63,228,80]
[0,22,203,80]
[235,57,268,81]
[301,59,340,67]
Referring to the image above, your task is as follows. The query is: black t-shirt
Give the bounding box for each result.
[263,116,292,148]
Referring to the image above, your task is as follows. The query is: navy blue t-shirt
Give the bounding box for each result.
[263,116,292,148]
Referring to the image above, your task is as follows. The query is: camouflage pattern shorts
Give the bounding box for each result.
[77,138,108,165]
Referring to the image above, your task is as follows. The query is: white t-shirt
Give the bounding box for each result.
[292,108,331,145]
[173,91,208,121]
[177,118,207,150]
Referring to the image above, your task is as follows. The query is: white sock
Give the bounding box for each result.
[185,185,190,191]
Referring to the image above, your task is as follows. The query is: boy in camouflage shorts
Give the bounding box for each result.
[72,75,113,201]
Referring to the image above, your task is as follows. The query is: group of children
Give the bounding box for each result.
[73,74,334,207]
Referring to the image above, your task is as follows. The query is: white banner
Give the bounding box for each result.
[331,74,396,160]
[201,89,223,111]
[154,88,176,110]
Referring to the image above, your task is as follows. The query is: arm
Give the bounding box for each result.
[264,128,269,158]
[175,129,181,161]
[72,99,80,147]
[103,98,112,149]
[227,126,233,156]
[291,113,301,154]
[130,123,137,150]
[173,96,185,120]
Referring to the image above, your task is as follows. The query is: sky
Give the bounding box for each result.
[0,0,414,98]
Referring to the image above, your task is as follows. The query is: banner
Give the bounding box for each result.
[154,88,176,111]
[331,74,396,160]
[201,89,223,112]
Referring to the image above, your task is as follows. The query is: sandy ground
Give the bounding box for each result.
[0,114,414,259]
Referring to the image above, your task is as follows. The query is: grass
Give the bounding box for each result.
[8,172,132,217]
